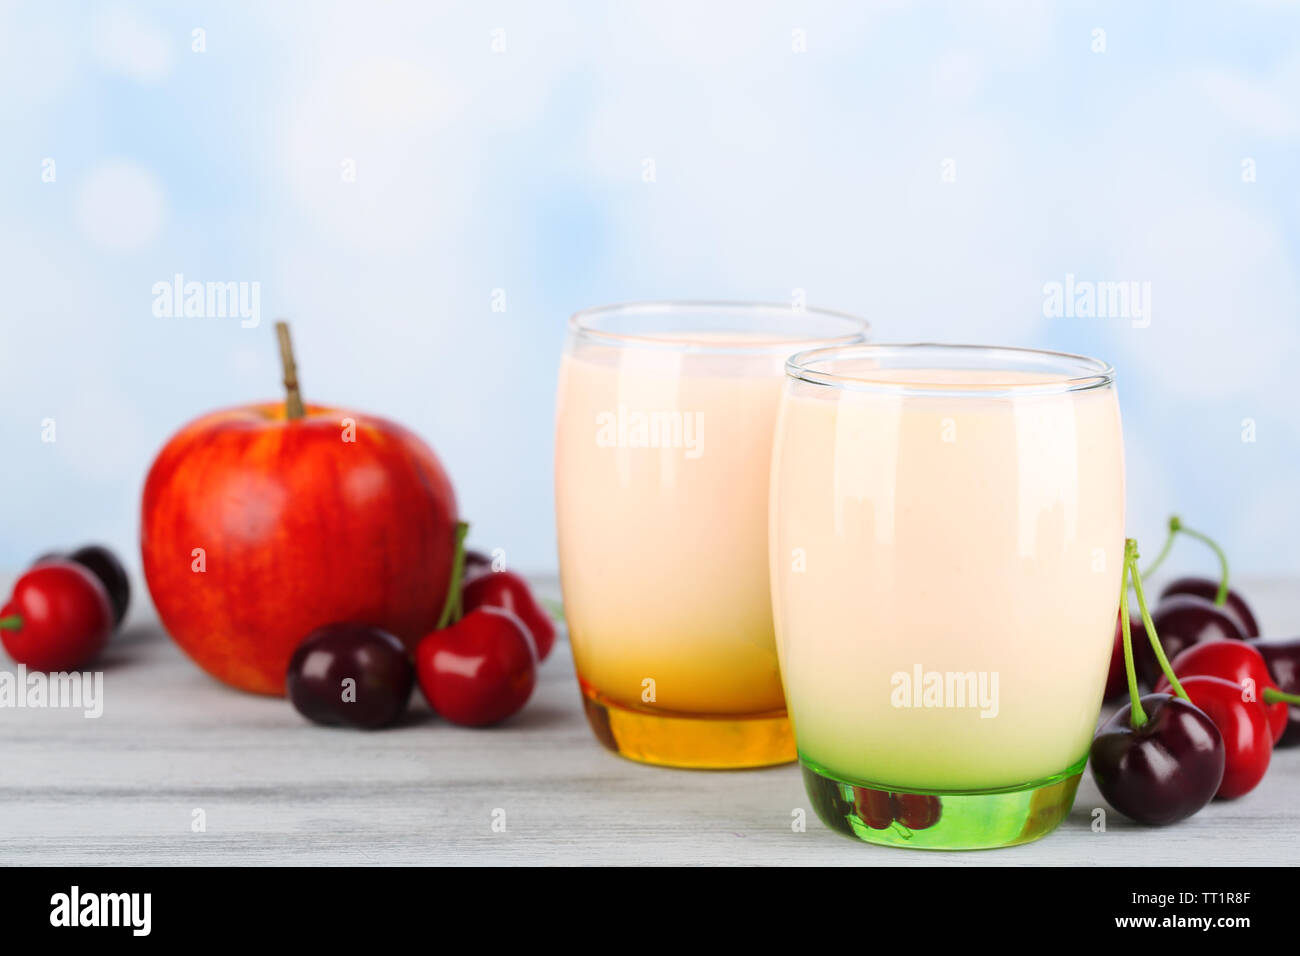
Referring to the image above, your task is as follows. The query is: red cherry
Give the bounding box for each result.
[463,571,555,661]
[33,545,131,626]
[0,562,113,671]
[852,787,894,829]
[1161,675,1272,800]
[1156,641,1288,744]
[891,792,942,830]
[415,608,536,726]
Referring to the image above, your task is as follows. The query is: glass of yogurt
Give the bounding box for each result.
[770,343,1124,848]
[555,302,869,768]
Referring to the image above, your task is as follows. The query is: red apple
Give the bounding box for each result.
[140,323,457,695]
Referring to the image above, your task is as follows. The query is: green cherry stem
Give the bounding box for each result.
[1171,517,1231,607]
[1138,516,1178,580]
[1120,542,1147,728]
[1264,687,1300,706]
[538,597,566,623]
[1127,539,1191,702]
[435,521,470,630]
[0,614,22,631]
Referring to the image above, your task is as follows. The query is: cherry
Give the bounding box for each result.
[416,523,538,725]
[1088,538,1224,825]
[891,792,942,830]
[804,770,855,835]
[1160,577,1258,638]
[463,549,493,583]
[1152,675,1272,800]
[34,545,131,627]
[0,562,114,671]
[1141,516,1250,672]
[286,624,414,729]
[463,571,555,661]
[851,787,941,831]
[1105,613,1146,698]
[1155,640,1297,744]
[852,786,894,829]
[1255,638,1300,748]
[415,607,537,726]
[1142,596,1243,684]
[1091,694,1225,824]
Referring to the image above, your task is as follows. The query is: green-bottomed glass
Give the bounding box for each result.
[802,755,1087,851]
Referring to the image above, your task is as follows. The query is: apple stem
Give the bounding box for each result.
[0,614,22,631]
[1120,543,1148,728]
[436,522,470,630]
[276,320,306,420]
[1127,538,1191,702]
[1263,687,1300,707]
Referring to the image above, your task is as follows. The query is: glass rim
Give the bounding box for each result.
[567,300,870,353]
[786,342,1116,397]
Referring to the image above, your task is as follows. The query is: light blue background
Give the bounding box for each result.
[3,1,1298,577]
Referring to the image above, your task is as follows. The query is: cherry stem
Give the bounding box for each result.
[0,614,22,631]
[1264,687,1300,707]
[890,820,913,839]
[1127,539,1191,703]
[1169,516,1230,607]
[1119,545,1147,728]
[435,522,470,630]
[539,597,566,623]
[275,320,306,421]
[1139,518,1178,579]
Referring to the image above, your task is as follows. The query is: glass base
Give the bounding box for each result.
[802,756,1086,850]
[579,683,796,769]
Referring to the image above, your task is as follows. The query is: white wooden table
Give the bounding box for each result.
[1,574,1295,866]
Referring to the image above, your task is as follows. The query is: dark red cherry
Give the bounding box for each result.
[463,549,493,583]
[801,767,855,836]
[1138,596,1243,686]
[891,792,942,830]
[1160,577,1259,638]
[1090,694,1224,825]
[286,624,414,730]
[852,786,894,829]
[1256,637,1300,748]
[1105,613,1146,698]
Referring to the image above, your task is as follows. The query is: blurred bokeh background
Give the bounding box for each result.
[2,0,1298,575]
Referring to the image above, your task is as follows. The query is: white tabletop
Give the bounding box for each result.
[1,574,1295,866]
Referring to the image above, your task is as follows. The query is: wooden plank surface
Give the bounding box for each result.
[1,574,1295,866]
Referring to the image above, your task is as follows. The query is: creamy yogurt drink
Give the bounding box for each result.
[555,302,868,768]
[770,345,1124,848]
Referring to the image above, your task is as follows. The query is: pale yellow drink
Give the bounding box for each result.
[555,303,868,768]
[771,359,1125,793]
